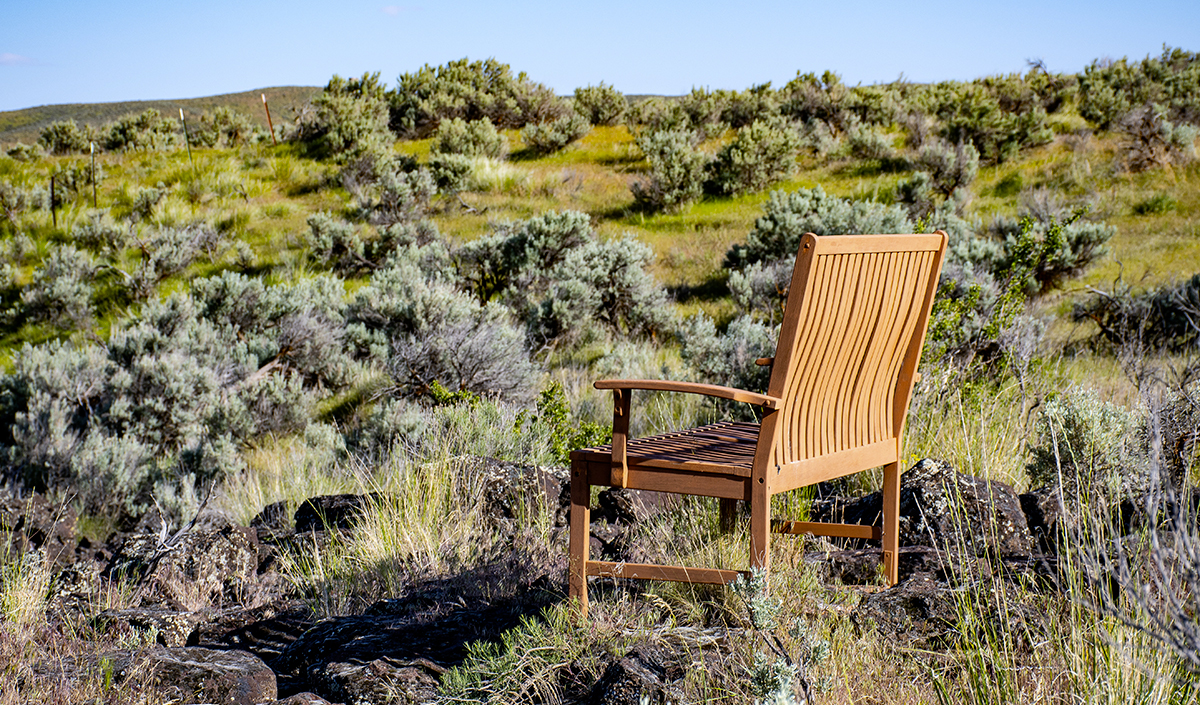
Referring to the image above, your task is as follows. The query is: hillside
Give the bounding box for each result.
[0,86,320,146]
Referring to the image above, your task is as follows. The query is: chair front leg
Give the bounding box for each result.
[882,460,901,586]
[610,388,631,488]
[569,460,591,616]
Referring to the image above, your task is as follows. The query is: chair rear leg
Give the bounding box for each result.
[882,460,901,586]
[569,462,591,616]
[750,483,770,578]
[719,498,738,533]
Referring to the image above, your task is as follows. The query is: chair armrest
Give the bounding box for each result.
[755,357,774,367]
[594,379,781,409]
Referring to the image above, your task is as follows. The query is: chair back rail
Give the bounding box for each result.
[764,232,947,470]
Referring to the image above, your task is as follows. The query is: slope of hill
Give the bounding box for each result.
[0,86,321,146]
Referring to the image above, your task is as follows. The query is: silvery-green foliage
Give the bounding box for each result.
[626,97,690,133]
[530,234,673,348]
[309,72,393,162]
[724,83,781,129]
[520,112,590,155]
[129,185,167,221]
[1027,387,1144,500]
[780,71,852,131]
[72,211,131,253]
[349,397,427,458]
[846,121,898,162]
[456,209,592,302]
[358,167,436,227]
[1119,103,1199,171]
[987,214,1114,293]
[796,118,839,156]
[1078,47,1200,129]
[391,58,570,138]
[679,314,775,419]
[706,118,802,197]
[21,245,96,328]
[102,109,178,152]
[631,128,709,211]
[894,171,935,220]
[725,186,912,269]
[573,83,626,126]
[306,211,366,271]
[428,152,474,192]
[192,107,256,148]
[123,222,226,298]
[728,260,793,324]
[5,142,43,162]
[677,87,730,137]
[916,139,980,196]
[67,432,155,518]
[1072,273,1200,353]
[0,182,46,225]
[430,117,507,159]
[38,120,93,155]
[354,259,539,402]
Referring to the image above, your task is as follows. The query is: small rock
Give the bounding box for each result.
[590,646,682,705]
[1020,485,1065,552]
[149,646,277,705]
[106,525,260,611]
[311,658,440,705]
[274,693,336,705]
[852,573,960,648]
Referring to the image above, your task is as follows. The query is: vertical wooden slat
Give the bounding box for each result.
[569,462,591,615]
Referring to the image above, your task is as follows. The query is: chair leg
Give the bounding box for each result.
[718,498,738,533]
[568,462,591,616]
[750,484,770,577]
[882,460,901,586]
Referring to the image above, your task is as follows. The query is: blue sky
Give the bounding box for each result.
[2,0,1198,112]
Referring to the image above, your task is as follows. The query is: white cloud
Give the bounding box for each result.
[381,5,400,15]
[0,53,32,66]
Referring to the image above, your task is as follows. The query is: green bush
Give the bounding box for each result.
[304,72,394,162]
[780,71,852,131]
[845,121,898,162]
[520,112,590,155]
[391,58,570,138]
[723,83,781,129]
[915,139,980,196]
[1027,387,1143,499]
[705,118,801,196]
[573,83,627,126]
[1073,273,1200,352]
[430,117,507,159]
[1119,103,1198,171]
[38,120,94,155]
[102,109,178,152]
[192,107,257,148]
[20,245,96,328]
[679,314,776,419]
[724,186,912,268]
[630,128,709,211]
[6,143,43,162]
[1133,193,1179,215]
[1078,47,1200,129]
[456,209,593,303]
[428,152,474,192]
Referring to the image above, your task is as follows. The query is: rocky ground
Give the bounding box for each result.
[1,458,1108,704]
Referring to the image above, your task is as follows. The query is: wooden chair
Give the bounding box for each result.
[568,231,948,615]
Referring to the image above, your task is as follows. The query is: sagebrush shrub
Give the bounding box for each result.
[1119,103,1198,171]
[38,120,93,155]
[1073,273,1200,352]
[391,58,570,137]
[723,83,781,129]
[845,121,898,162]
[6,142,43,162]
[21,245,96,328]
[916,139,980,196]
[430,117,507,159]
[306,72,393,162]
[728,259,793,324]
[679,314,776,420]
[520,113,590,155]
[192,107,257,148]
[1027,387,1143,499]
[631,128,709,211]
[102,109,178,152]
[724,186,912,268]
[573,83,626,126]
[705,118,801,197]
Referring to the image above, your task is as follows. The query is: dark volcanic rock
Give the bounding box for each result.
[310,658,442,705]
[106,525,260,612]
[589,646,683,705]
[150,647,277,704]
[0,490,78,569]
[294,493,385,533]
[810,458,1034,558]
[96,607,209,647]
[466,457,571,527]
[1020,485,1066,552]
[852,573,960,647]
[275,693,336,705]
[899,458,1033,557]
[252,500,293,534]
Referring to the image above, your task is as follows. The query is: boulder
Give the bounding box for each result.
[810,458,1035,558]
[309,658,441,705]
[465,457,571,527]
[149,647,277,704]
[851,573,960,648]
[1020,485,1066,552]
[106,525,260,612]
[589,646,683,705]
[294,494,385,533]
[899,458,1034,558]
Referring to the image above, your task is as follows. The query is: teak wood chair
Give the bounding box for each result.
[568,231,948,615]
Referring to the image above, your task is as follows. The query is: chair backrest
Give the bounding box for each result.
[765,232,947,468]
